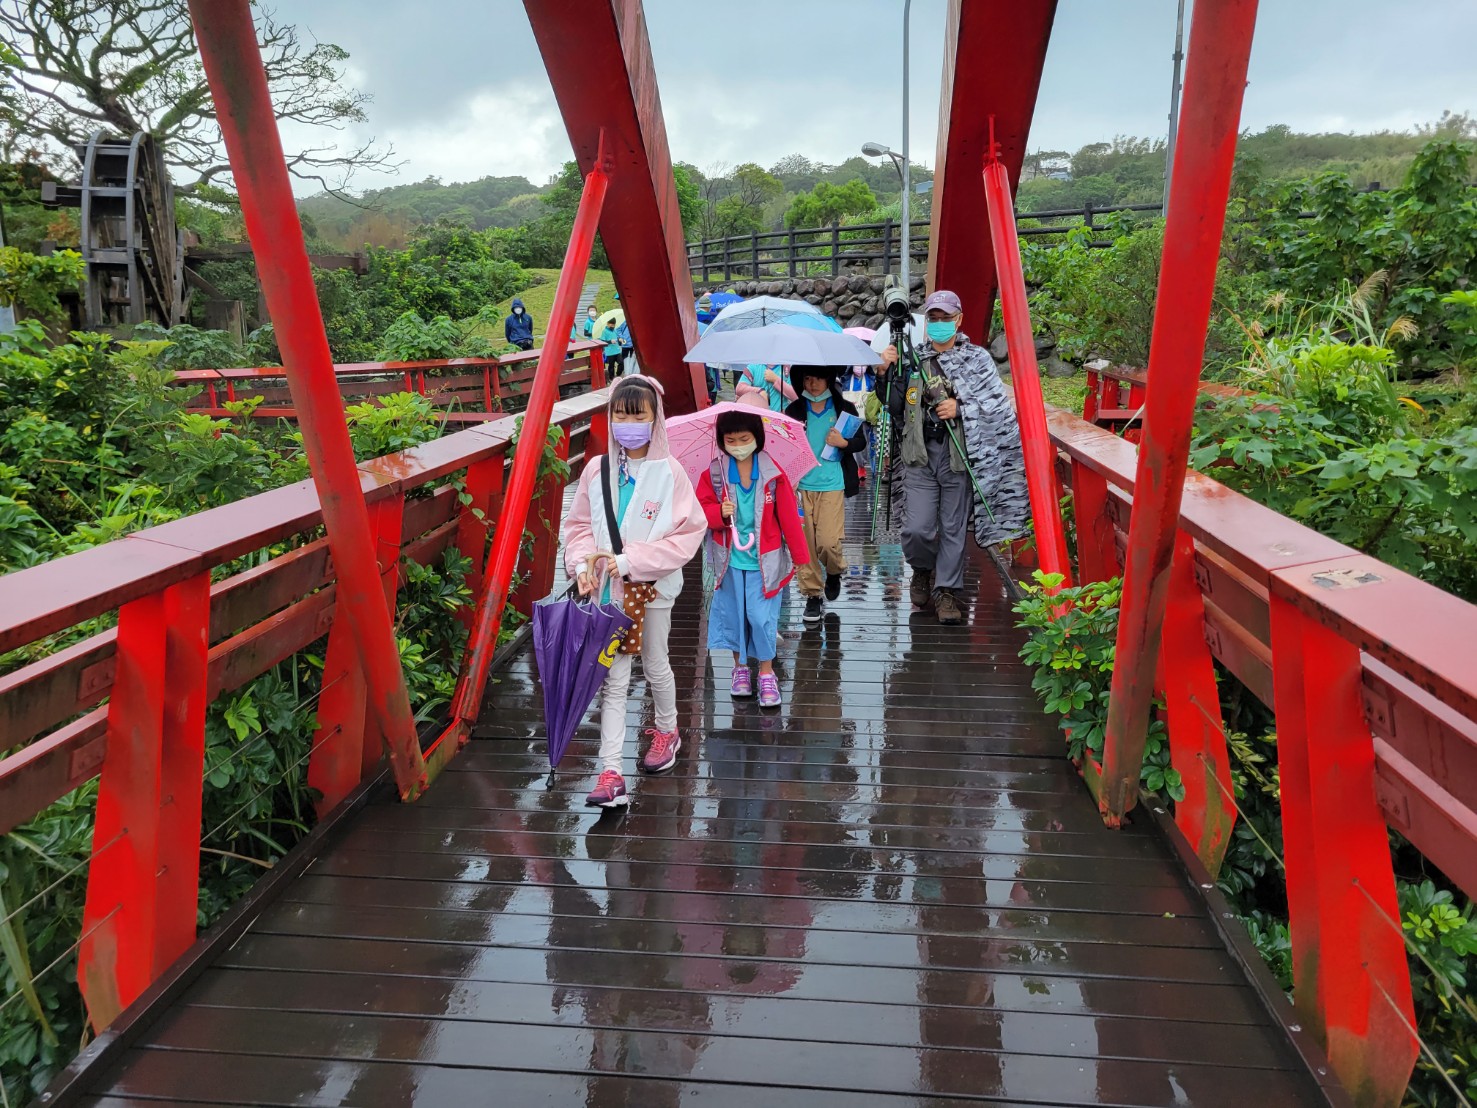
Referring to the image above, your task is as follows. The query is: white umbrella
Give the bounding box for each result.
[684,323,878,368]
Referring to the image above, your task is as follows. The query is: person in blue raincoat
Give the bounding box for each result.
[505,298,534,350]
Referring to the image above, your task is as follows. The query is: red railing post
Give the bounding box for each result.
[455,456,507,633]
[188,0,425,800]
[1270,589,1418,1102]
[589,346,608,389]
[1158,530,1234,873]
[77,574,209,1029]
[1070,462,1119,584]
[1082,368,1100,423]
[429,140,613,773]
[1098,0,1258,824]
[509,431,569,619]
[982,122,1072,589]
[307,491,405,813]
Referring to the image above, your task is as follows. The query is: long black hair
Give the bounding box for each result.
[714,408,766,456]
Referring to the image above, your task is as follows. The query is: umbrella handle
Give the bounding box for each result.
[719,469,758,552]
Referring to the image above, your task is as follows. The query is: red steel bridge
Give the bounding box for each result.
[3,1,1475,1104]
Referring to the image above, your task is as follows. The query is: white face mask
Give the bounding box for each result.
[514,307,523,315]
[726,442,757,461]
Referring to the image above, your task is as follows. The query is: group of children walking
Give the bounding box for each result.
[561,366,868,808]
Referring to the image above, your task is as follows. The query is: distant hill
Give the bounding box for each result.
[298,174,547,250]
[1017,114,1476,212]
[291,115,1476,251]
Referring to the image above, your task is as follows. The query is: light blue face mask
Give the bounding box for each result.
[803,389,830,403]
[926,320,958,344]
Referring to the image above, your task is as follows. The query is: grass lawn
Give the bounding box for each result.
[475,268,619,346]
[1003,372,1087,413]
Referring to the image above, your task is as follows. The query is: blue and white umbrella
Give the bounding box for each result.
[709,295,842,333]
[684,323,877,368]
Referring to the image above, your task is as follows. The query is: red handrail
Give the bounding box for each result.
[0,391,607,1032]
[1046,403,1450,1102]
[173,344,607,420]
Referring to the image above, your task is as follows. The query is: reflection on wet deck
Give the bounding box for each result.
[79,502,1329,1106]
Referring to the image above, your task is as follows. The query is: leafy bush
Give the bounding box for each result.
[0,323,500,1101]
[1233,140,1477,375]
[0,247,83,320]
[377,309,500,362]
[1013,572,1182,800]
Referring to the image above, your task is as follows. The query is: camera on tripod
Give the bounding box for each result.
[882,285,911,327]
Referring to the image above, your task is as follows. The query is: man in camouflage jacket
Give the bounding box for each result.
[878,289,1029,624]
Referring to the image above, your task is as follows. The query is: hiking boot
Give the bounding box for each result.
[585,770,629,808]
[640,728,681,774]
[910,568,934,612]
[825,573,842,602]
[804,596,824,623]
[757,672,782,709]
[730,665,754,698]
[935,588,964,626]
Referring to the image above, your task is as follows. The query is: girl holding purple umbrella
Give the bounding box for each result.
[562,376,707,808]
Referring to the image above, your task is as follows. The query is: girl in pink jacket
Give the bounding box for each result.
[562,376,707,808]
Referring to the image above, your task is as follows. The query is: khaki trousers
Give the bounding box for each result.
[797,488,847,596]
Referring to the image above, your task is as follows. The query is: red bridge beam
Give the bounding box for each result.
[186,2,426,797]
[526,0,704,413]
[929,0,1057,339]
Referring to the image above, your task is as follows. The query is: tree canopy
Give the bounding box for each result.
[784,178,878,229]
[0,0,393,193]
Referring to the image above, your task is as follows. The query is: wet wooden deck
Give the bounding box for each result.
[72,499,1334,1106]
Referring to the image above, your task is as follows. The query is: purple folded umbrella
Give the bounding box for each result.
[531,592,634,775]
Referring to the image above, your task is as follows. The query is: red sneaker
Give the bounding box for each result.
[584,770,629,808]
[640,728,681,774]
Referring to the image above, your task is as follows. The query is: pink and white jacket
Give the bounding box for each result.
[561,376,706,609]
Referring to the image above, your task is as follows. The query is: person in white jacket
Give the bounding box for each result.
[562,376,707,808]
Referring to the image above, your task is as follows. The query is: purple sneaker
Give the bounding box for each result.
[757,672,781,709]
[731,665,753,699]
[585,770,629,808]
[640,728,681,774]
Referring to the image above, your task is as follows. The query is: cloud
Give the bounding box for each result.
[271,0,1474,195]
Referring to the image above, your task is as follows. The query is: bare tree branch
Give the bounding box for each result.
[0,0,399,192]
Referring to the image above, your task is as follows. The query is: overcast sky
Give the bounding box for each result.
[276,0,1476,195]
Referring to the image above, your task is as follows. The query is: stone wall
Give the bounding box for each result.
[720,274,926,332]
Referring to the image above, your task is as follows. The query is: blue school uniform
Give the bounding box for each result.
[707,457,780,662]
[797,397,846,493]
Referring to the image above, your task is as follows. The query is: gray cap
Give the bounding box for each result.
[922,289,962,314]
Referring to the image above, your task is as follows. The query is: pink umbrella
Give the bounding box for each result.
[666,402,817,494]
[842,326,876,342]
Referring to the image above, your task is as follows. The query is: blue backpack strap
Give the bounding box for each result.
[708,456,725,500]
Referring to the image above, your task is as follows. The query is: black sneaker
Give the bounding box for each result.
[804,596,824,623]
[825,573,842,601]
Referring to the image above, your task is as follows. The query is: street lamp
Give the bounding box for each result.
[862,142,911,295]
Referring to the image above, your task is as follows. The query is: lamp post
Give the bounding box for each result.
[1163,0,1187,215]
[862,143,909,293]
[862,0,913,294]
